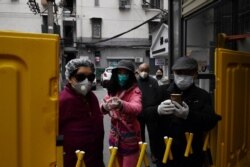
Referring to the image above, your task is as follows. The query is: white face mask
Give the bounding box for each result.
[139,71,149,79]
[174,74,194,90]
[72,79,92,96]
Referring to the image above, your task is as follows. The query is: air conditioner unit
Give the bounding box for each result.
[135,57,143,63]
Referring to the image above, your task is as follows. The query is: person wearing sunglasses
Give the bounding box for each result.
[101,60,142,167]
[59,58,104,167]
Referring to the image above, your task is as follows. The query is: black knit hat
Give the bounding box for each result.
[115,60,135,72]
[172,56,198,71]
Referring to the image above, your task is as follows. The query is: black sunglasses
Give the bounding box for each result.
[74,73,95,82]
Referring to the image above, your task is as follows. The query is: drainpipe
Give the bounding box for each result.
[47,0,54,34]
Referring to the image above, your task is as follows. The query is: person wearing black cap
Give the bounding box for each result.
[101,60,142,167]
[145,56,221,167]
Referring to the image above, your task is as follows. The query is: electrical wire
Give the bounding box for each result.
[69,12,161,45]
[60,1,167,45]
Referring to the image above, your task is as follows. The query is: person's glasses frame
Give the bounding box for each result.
[74,73,95,82]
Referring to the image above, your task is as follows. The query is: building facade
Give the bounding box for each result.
[0,0,42,33]
[0,0,168,81]
[61,0,168,80]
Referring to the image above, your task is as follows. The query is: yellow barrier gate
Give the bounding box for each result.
[156,33,250,166]
[215,47,250,166]
[0,31,59,167]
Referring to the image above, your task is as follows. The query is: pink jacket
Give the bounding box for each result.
[101,84,142,155]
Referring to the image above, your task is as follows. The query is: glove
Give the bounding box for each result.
[157,99,175,115]
[103,97,122,111]
[172,101,189,119]
[109,97,122,110]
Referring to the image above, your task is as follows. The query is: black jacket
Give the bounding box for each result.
[137,76,159,110]
[137,76,162,158]
[145,82,221,167]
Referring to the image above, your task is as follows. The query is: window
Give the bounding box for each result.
[91,18,102,39]
[150,0,163,9]
[95,0,99,6]
[63,21,76,46]
[64,0,76,14]
[238,0,250,33]
[160,37,164,45]
[119,0,131,9]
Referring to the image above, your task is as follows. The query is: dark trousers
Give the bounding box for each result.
[137,115,146,142]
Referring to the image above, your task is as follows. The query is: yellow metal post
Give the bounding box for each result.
[75,150,86,167]
[138,142,150,167]
[136,142,147,167]
[184,132,194,157]
[203,133,210,151]
[108,146,119,167]
[185,132,193,154]
[162,136,173,164]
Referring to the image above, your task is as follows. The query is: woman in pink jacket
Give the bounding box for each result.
[101,60,142,167]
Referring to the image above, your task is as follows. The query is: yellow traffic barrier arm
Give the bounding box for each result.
[136,142,147,167]
[184,132,194,157]
[138,141,150,167]
[75,150,86,167]
[108,146,119,167]
[162,136,173,164]
[203,133,209,151]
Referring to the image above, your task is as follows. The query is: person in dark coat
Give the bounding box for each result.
[144,56,221,167]
[59,58,104,167]
[137,63,162,163]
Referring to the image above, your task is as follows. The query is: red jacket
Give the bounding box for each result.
[101,84,142,155]
[59,84,104,167]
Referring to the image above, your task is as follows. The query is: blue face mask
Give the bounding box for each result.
[118,74,129,87]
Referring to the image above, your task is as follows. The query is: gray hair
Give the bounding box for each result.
[65,58,95,80]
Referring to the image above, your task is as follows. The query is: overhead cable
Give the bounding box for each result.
[73,12,162,45]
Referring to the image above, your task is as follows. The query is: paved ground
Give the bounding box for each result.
[93,84,155,166]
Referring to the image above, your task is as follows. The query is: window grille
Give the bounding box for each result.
[91,18,102,39]
[119,0,131,9]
